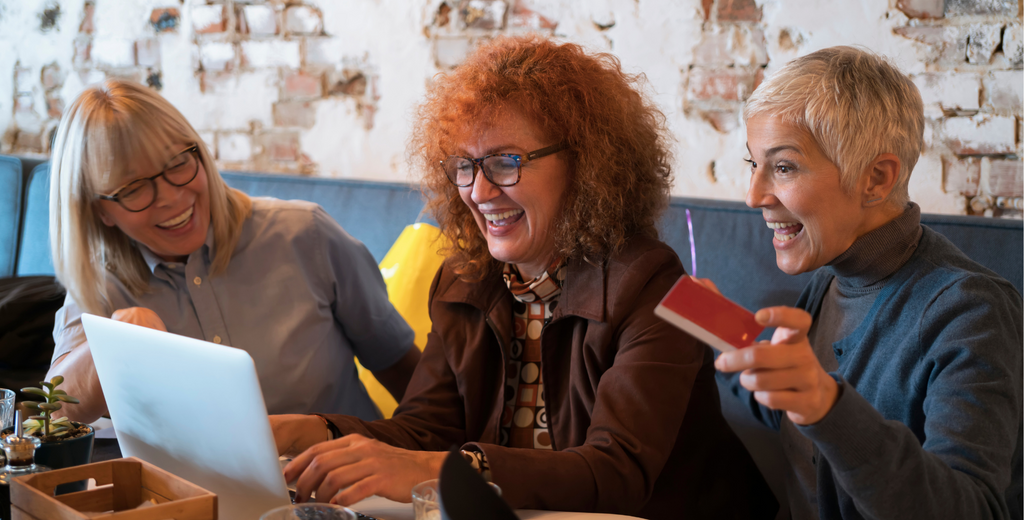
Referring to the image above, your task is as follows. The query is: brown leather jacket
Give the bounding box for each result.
[326,236,776,519]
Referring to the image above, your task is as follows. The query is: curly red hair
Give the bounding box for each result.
[412,35,673,279]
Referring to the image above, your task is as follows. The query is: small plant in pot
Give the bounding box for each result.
[12,376,95,493]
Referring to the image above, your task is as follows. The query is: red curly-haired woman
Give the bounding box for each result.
[271,36,776,519]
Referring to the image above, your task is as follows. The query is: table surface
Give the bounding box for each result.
[89,422,641,520]
[351,495,643,520]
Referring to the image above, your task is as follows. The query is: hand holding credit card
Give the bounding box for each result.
[654,275,764,352]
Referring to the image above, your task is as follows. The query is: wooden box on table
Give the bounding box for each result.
[10,457,217,520]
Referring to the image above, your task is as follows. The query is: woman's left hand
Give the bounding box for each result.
[283,433,447,506]
[714,306,839,425]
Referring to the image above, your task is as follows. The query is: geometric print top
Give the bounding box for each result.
[499,260,567,450]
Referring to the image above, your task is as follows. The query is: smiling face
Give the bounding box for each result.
[457,112,570,279]
[96,146,211,262]
[745,116,873,275]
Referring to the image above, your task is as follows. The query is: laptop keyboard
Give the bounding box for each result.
[281,457,379,519]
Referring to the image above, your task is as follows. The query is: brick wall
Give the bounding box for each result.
[0,0,1020,217]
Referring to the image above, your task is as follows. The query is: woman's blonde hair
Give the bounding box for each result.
[744,46,924,207]
[50,79,251,315]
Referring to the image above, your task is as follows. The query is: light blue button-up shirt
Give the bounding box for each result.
[54,198,414,420]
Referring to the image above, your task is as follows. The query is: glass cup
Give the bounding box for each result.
[260,503,357,520]
[0,390,14,432]
[412,478,502,520]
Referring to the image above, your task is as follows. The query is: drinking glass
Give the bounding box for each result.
[412,478,502,520]
[260,503,356,520]
[0,390,14,432]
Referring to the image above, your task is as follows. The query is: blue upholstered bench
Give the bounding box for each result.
[11,165,427,276]
[4,154,1022,517]
[0,156,23,278]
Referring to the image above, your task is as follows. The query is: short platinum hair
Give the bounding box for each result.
[744,46,924,207]
[49,80,251,315]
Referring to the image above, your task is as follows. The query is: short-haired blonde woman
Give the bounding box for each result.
[48,80,420,423]
[711,46,1023,519]
[271,36,776,519]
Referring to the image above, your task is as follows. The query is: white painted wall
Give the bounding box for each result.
[1,0,1020,216]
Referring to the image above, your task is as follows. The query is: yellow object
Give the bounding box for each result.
[358,223,447,418]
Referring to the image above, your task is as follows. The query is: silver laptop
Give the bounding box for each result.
[82,313,292,520]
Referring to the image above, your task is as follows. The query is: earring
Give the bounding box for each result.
[865,197,882,205]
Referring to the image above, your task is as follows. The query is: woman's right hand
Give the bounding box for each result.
[270,414,328,458]
[111,307,167,331]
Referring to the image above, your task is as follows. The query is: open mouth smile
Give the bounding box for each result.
[157,206,194,230]
[767,221,803,241]
[483,209,524,227]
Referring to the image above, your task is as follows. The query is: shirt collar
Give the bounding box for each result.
[437,255,607,323]
[135,225,216,273]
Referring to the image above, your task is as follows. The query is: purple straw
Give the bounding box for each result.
[686,209,697,277]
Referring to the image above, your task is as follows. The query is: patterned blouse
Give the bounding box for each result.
[462,259,567,479]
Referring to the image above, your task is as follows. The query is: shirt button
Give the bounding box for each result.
[193,276,202,286]
[213,335,222,344]
[166,263,176,268]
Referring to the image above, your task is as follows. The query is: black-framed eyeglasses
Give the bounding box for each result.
[441,143,567,188]
[97,145,201,212]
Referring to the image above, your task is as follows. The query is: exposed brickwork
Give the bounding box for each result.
[0,0,1019,214]
[326,70,367,97]
[508,1,556,30]
[717,0,762,22]
[1003,23,1023,67]
[966,24,1003,64]
[945,0,1017,16]
[135,39,160,69]
[461,1,507,30]
[258,131,301,162]
[282,70,323,100]
[893,4,1022,216]
[192,4,228,35]
[692,25,768,67]
[241,40,300,69]
[284,5,322,36]
[983,71,1024,112]
[199,42,236,72]
[913,72,981,112]
[897,0,944,19]
[150,8,179,33]
[273,101,317,128]
[944,156,981,196]
[240,4,278,36]
[942,115,1017,155]
[79,1,95,34]
[687,67,759,102]
[989,159,1023,197]
[40,63,63,91]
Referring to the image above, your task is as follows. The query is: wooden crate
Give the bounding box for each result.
[10,457,217,520]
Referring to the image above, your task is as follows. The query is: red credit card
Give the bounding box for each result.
[654,276,764,352]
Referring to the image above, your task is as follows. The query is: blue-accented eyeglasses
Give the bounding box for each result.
[441,143,567,187]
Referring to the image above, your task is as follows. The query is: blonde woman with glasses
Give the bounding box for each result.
[47,79,420,424]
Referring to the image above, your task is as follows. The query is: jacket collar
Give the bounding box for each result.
[436,256,608,323]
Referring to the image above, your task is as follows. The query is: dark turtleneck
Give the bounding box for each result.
[782,202,923,520]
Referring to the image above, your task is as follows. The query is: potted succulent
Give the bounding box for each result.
[7,376,94,494]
